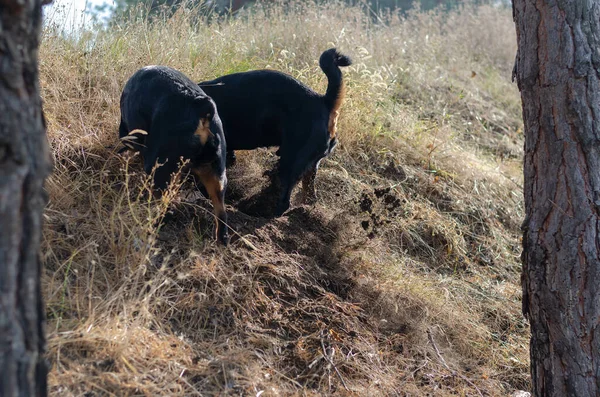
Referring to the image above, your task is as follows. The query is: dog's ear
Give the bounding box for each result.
[194,99,217,145]
[194,114,215,145]
[194,96,216,119]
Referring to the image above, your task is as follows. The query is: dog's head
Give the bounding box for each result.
[142,98,224,191]
[189,99,224,167]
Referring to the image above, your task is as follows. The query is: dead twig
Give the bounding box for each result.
[320,332,350,391]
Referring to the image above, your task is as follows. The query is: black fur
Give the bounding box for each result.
[119,65,230,245]
[200,48,352,216]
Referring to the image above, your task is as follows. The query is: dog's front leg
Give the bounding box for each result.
[301,168,317,204]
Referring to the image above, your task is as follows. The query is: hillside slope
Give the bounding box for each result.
[41,2,528,395]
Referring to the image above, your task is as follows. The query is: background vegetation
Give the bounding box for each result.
[41,1,527,395]
[90,0,493,24]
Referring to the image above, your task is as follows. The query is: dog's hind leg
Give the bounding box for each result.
[274,176,294,217]
[301,166,318,204]
[274,147,315,216]
[301,136,336,204]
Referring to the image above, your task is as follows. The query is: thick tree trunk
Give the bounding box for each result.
[513,1,600,396]
[0,0,52,395]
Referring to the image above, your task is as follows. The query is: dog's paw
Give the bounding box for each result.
[274,202,290,217]
[302,192,318,205]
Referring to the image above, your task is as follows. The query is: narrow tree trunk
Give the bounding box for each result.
[0,0,52,395]
[513,1,600,396]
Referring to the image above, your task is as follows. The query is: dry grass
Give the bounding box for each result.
[41,1,528,395]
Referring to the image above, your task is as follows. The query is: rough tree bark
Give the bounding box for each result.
[513,1,600,396]
[0,0,52,395]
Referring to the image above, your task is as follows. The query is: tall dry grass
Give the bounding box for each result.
[41,1,528,395]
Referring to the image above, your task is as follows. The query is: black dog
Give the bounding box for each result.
[119,65,229,245]
[200,48,352,216]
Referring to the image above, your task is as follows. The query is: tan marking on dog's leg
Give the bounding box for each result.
[193,166,229,244]
[194,115,214,145]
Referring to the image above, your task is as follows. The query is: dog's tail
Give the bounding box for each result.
[320,48,352,112]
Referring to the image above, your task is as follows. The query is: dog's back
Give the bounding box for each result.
[201,49,351,151]
[201,70,321,150]
[120,66,223,172]
[120,66,211,139]
[200,48,352,216]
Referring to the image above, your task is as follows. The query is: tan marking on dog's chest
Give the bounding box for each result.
[328,110,339,139]
[328,81,346,139]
